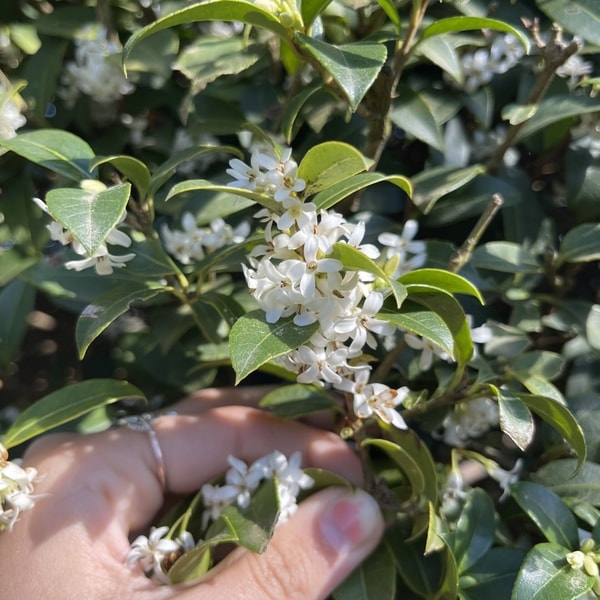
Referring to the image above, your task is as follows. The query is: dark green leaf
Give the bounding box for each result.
[557,223,600,266]
[229,310,319,383]
[91,155,151,199]
[295,34,387,112]
[472,242,542,273]
[0,279,35,366]
[532,460,600,507]
[537,0,600,45]
[282,81,328,143]
[3,379,146,448]
[0,250,37,287]
[511,482,580,549]
[301,0,333,28]
[497,391,535,452]
[511,543,593,600]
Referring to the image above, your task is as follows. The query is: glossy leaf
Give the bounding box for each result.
[123,1,289,70]
[301,0,333,29]
[76,282,167,358]
[532,460,600,507]
[419,17,530,54]
[0,129,94,181]
[230,310,319,383]
[46,183,131,256]
[3,379,146,448]
[537,0,600,45]
[311,171,412,210]
[453,488,495,573]
[398,268,483,303]
[329,242,407,307]
[91,155,151,199]
[511,481,580,549]
[260,384,337,419]
[497,390,535,452]
[511,543,593,600]
[282,81,327,143]
[298,141,371,196]
[411,164,484,214]
[295,34,387,111]
[518,393,587,470]
[333,540,396,600]
[471,242,542,273]
[557,223,600,266]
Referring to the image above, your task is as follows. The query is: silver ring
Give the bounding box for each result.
[116,411,176,491]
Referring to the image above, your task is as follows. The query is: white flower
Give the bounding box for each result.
[0,83,26,141]
[0,455,41,532]
[64,243,136,275]
[353,382,409,429]
[294,342,349,386]
[378,220,427,277]
[437,397,499,447]
[487,458,523,502]
[126,526,181,584]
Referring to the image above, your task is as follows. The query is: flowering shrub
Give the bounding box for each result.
[0,0,599,598]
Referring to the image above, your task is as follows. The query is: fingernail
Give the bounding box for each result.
[320,489,381,553]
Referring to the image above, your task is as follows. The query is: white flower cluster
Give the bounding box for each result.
[437,397,499,447]
[126,526,194,585]
[59,25,135,112]
[162,212,250,264]
[230,145,429,429]
[0,81,26,141]
[459,34,525,93]
[0,443,40,532]
[201,450,314,528]
[33,182,135,276]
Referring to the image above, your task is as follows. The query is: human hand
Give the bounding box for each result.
[0,388,384,600]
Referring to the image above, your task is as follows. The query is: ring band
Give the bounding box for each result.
[116,411,175,491]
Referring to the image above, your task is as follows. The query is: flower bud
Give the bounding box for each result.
[567,550,585,569]
[592,574,600,596]
[584,554,600,578]
[581,537,596,553]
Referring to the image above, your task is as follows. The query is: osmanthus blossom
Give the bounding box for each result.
[436,397,499,447]
[404,332,451,371]
[0,80,26,142]
[33,195,136,276]
[0,443,41,532]
[378,220,427,278]
[486,458,524,502]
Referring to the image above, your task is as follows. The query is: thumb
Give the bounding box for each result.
[189,487,384,600]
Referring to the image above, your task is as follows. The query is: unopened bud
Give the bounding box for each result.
[584,554,600,578]
[592,574,600,596]
[581,537,596,553]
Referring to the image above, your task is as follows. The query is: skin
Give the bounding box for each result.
[0,388,384,600]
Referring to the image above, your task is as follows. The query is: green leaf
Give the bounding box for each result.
[333,540,397,600]
[295,34,387,112]
[411,165,485,214]
[511,482,580,549]
[518,394,587,470]
[207,477,280,553]
[168,542,214,584]
[46,183,131,256]
[510,351,565,382]
[398,268,483,303]
[379,301,455,359]
[453,488,495,573]
[376,0,401,32]
[0,250,37,287]
[497,390,535,452]
[511,543,593,600]
[311,171,412,210]
[91,155,151,199]
[282,81,327,143]
[557,223,600,266]
[0,279,35,366]
[515,95,600,141]
[471,242,542,273]
[301,0,333,29]
[391,86,445,151]
[329,242,407,307]
[123,1,289,70]
[3,379,146,448]
[229,310,319,383]
[166,179,278,213]
[416,35,462,83]
[298,141,371,196]
[419,17,530,54]
[76,281,167,359]
[260,384,337,419]
[537,0,600,45]
[0,130,94,181]
[532,460,600,507]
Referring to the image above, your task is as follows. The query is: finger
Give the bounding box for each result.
[174,386,276,414]
[179,487,384,600]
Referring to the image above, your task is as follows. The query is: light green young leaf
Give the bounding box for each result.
[471,242,542,273]
[332,540,397,600]
[501,103,538,126]
[411,164,485,214]
[398,268,483,303]
[419,16,530,54]
[300,0,332,30]
[76,281,167,359]
[0,129,94,181]
[166,179,278,213]
[123,1,289,70]
[375,0,401,33]
[3,379,146,448]
[295,34,387,112]
[46,182,131,256]
[537,0,600,45]
[511,543,593,600]
[91,155,151,199]
[168,543,214,585]
[311,171,411,210]
[518,394,587,470]
[511,482,580,549]
[230,310,319,383]
[329,242,407,307]
[453,488,495,573]
[298,141,371,196]
[557,223,600,266]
